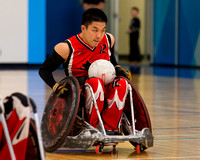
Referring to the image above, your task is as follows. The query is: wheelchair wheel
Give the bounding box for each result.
[41,76,80,152]
[25,119,41,160]
[122,78,152,151]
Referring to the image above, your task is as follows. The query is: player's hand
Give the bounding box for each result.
[53,82,68,98]
[115,65,132,81]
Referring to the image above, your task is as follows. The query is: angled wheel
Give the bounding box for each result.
[122,77,152,150]
[41,76,80,152]
[25,119,41,159]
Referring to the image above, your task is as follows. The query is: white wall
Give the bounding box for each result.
[0,0,28,63]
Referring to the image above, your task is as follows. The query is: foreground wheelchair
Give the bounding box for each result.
[0,92,45,160]
[41,76,154,154]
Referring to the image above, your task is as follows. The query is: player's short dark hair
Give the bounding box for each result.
[82,8,107,28]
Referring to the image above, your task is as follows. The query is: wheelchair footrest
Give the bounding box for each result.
[61,128,153,149]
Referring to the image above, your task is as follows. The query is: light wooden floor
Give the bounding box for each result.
[1,65,200,160]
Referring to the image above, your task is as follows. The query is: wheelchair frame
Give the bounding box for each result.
[41,76,153,154]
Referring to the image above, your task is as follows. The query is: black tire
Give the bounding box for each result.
[41,76,80,152]
[25,119,41,160]
[121,77,152,150]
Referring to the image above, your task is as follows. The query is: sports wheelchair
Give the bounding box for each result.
[0,92,45,160]
[41,76,153,154]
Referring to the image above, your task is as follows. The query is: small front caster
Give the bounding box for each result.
[96,143,104,155]
[136,144,140,154]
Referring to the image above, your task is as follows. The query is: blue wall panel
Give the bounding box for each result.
[46,0,83,55]
[154,0,176,65]
[28,0,83,63]
[153,0,200,67]
[28,0,46,64]
[179,0,200,66]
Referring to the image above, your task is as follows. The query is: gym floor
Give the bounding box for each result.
[1,63,200,160]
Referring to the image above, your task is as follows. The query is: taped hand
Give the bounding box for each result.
[53,82,69,98]
[115,65,132,81]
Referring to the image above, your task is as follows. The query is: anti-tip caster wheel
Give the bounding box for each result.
[136,144,140,154]
[96,144,104,155]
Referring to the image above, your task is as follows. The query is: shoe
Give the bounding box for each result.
[105,130,122,135]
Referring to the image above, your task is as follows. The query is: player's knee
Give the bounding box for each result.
[113,77,128,88]
[86,77,104,87]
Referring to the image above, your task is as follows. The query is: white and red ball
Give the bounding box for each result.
[88,59,116,85]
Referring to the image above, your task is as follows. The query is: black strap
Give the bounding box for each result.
[106,34,118,66]
[63,40,73,76]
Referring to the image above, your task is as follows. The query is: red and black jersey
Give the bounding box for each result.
[63,33,112,77]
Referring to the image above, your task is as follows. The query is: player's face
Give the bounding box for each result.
[82,21,106,47]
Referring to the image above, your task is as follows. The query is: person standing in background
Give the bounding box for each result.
[127,7,141,63]
[82,0,105,11]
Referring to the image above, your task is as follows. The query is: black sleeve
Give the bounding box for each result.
[106,33,118,66]
[39,50,65,88]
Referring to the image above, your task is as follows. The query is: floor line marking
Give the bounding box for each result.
[155,133,200,137]
[155,138,200,141]
[154,126,200,130]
